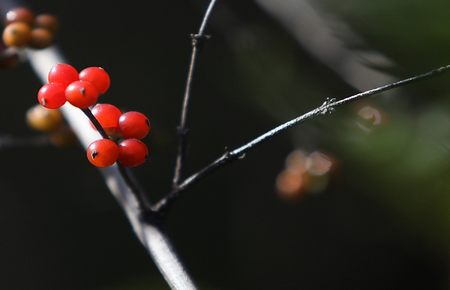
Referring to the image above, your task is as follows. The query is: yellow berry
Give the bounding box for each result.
[26,105,63,132]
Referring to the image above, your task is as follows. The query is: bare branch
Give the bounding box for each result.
[172,0,219,187]
[0,134,51,149]
[155,64,450,212]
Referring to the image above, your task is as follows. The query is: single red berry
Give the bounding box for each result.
[48,64,78,86]
[65,80,99,108]
[91,103,122,136]
[37,83,66,109]
[79,67,110,94]
[118,111,150,139]
[86,139,119,167]
[118,139,149,167]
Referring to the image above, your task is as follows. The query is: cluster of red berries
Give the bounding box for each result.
[2,7,58,49]
[37,63,109,109]
[36,63,151,168]
[87,106,150,168]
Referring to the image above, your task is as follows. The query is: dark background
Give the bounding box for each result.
[0,0,449,289]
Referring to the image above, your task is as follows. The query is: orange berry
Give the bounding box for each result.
[3,22,31,47]
[276,168,307,201]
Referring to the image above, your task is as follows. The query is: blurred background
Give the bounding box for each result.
[0,0,449,289]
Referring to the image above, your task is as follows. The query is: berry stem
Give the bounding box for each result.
[172,0,219,188]
[116,164,153,210]
[81,108,109,139]
[154,64,450,212]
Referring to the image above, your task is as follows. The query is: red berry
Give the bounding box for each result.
[48,64,78,86]
[65,80,99,108]
[86,139,119,167]
[37,83,66,109]
[79,67,110,94]
[118,111,150,139]
[118,139,149,167]
[92,103,122,136]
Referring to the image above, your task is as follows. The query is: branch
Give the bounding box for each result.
[0,134,51,149]
[26,47,197,290]
[154,64,450,212]
[172,0,219,187]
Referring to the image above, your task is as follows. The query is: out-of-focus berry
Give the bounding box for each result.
[26,105,63,132]
[5,7,34,26]
[305,151,334,176]
[276,168,308,201]
[35,14,58,33]
[3,22,31,47]
[29,27,53,49]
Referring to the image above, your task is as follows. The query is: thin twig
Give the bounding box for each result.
[154,64,450,212]
[81,108,153,211]
[172,0,219,188]
[81,108,109,139]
